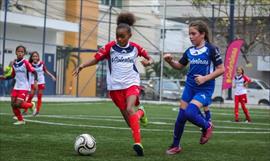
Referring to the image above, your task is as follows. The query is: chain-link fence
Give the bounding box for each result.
[0,0,269,103]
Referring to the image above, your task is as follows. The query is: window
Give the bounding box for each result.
[101,0,122,8]
[248,82,262,89]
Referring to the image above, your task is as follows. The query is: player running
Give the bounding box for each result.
[0,45,38,125]
[73,12,153,156]
[24,51,56,116]
[164,20,225,154]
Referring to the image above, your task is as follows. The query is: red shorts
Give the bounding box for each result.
[31,84,45,90]
[11,89,28,100]
[109,85,141,110]
[235,94,247,103]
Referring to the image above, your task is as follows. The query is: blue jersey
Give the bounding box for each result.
[179,42,222,89]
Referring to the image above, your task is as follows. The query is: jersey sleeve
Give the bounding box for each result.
[131,42,150,60]
[24,60,35,72]
[178,50,189,66]
[243,75,251,83]
[94,41,115,61]
[210,46,223,66]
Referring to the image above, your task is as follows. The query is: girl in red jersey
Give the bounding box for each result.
[73,12,153,156]
[24,51,56,116]
[233,66,251,122]
[0,45,37,125]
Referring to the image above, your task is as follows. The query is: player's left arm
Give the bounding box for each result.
[134,43,154,66]
[243,75,251,87]
[43,63,56,81]
[195,47,225,85]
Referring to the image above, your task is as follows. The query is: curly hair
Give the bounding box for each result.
[116,12,136,34]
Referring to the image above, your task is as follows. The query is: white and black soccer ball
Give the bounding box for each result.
[74,134,96,155]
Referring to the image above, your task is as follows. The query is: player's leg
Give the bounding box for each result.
[166,85,194,155]
[234,95,240,122]
[185,92,213,144]
[24,87,35,114]
[11,94,24,124]
[204,106,211,122]
[126,95,144,156]
[240,94,251,122]
[27,85,35,103]
[35,86,44,115]
[166,100,187,155]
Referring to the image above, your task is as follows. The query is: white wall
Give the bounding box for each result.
[0,23,57,68]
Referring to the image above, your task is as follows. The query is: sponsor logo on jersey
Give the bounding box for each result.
[111,56,133,63]
[189,58,209,65]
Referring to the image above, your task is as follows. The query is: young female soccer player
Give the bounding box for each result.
[164,20,225,155]
[233,67,251,122]
[0,45,38,125]
[23,51,56,116]
[73,12,153,156]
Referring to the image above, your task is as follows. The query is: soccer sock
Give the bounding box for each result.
[37,93,43,112]
[136,109,144,119]
[205,110,211,122]
[172,108,187,147]
[234,97,239,121]
[20,101,33,110]
[185,103,210,130]
[12,107,23,121]
[240,102,251,121]
[27,93,34,103]
[129,114,141,143]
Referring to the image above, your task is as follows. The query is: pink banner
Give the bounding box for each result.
[222,39,244,90]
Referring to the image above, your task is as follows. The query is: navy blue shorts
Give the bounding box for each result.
[181,84,214,106]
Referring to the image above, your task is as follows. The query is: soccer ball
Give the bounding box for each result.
[74,134,96,155]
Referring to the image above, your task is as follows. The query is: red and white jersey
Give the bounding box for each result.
[12,58,35,91]
[234,74,251,95]
[94,41,151,90]
[30,61,46,85]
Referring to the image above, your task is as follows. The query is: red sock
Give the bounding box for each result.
[129,114,141,143]
[27,93,34,103]
[21,102,33,110]
[234,96,239,121]
[241,102,251,121]
[12,107,23,121]
[37,93,43,112]
[136,109,144,119]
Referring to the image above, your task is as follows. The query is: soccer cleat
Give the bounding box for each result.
[13,120,26,125]
[33,111,39,117]
[166,146,182,155]
[12,116,18,120]
[138,106,148,127]
[200,122,214,145]
[245,120,251,123]
[133,143,144,156]
[31,102,37,116]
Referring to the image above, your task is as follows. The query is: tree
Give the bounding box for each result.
[192,0,270,65]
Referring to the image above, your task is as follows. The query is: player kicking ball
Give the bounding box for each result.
[73,12,153,156]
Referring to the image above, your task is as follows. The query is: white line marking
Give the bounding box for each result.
[1,113,269,131]
[24,119,270,134]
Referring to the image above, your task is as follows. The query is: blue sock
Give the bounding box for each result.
[172,108,187,147]
[185,103,210,130]
[205,110,211,122]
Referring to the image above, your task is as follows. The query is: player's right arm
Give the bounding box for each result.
[164,53,186,70]
[73,42,113,77]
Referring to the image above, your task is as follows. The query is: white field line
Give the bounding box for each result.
[24,119,270,134]
[1,113,269,131]
[171,108,270,117]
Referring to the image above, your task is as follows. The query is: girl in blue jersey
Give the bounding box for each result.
[164,20,225,154]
